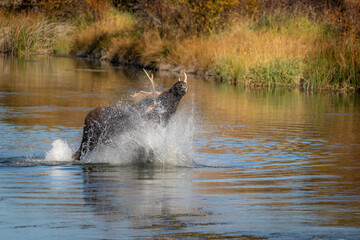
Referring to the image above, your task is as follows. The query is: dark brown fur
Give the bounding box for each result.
[72,80,187,160]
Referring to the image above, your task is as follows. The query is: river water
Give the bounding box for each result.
[1,55,360,240]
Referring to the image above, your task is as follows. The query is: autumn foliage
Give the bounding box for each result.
[116,0,258,35]
[1,0,360,90]
[2,0,110,19]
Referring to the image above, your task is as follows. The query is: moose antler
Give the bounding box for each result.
[180,71,187,83]
[143,69,156,94]
[130,69,162,103]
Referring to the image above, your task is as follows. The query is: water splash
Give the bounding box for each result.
[82,105,195,167]
[44,139,73,162]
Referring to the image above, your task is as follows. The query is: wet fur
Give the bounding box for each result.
[73,81,187,160]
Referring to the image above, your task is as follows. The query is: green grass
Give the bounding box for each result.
[53,36,72,55]
[304,36,360,91]
[245,58,303,86]
[214,57,303,86]
[214,57,246,82]
[251,14,333,39]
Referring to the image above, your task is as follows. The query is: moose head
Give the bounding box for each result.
[131,69,188,103]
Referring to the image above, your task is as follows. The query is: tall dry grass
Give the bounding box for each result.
[305,37,360,91]
[0,13,73,55]
[113,12,359,90]
[206,15,326,85]
[71,9,136,58]
[1,0,359,90]
[106,15,323,85]
[105,0,360,90]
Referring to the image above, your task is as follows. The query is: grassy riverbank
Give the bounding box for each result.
[1,0,359,91]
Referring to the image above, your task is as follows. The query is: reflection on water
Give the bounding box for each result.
[82,167,195,223]
[1,55,360,239]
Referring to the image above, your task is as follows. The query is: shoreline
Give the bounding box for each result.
[73,52,358,93]
[1,5,359,93]
[1,52,357,93]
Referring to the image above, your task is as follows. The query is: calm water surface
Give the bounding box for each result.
[1,56,360,240]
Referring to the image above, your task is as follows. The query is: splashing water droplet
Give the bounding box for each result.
[45,139,73,162]
[83,105,195,167]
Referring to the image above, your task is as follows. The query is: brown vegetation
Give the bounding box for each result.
[1,0,359,91]
[0,11,72,55]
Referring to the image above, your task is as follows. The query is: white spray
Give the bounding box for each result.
[44,101,195,167]
[44,139,73,162]
[83,104,195,167]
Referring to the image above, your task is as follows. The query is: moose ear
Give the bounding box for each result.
[130,91,162,103]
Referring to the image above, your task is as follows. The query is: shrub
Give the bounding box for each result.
[116,0,259,36]
[1,0,111,20]
[109,31,173,68]
[324,0,360,39]
[39,0,111,20]
[71,9,136,57]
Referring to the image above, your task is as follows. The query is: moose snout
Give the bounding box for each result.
[180,89,186,95]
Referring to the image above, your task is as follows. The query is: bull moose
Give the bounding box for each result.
[72,70,188,160]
